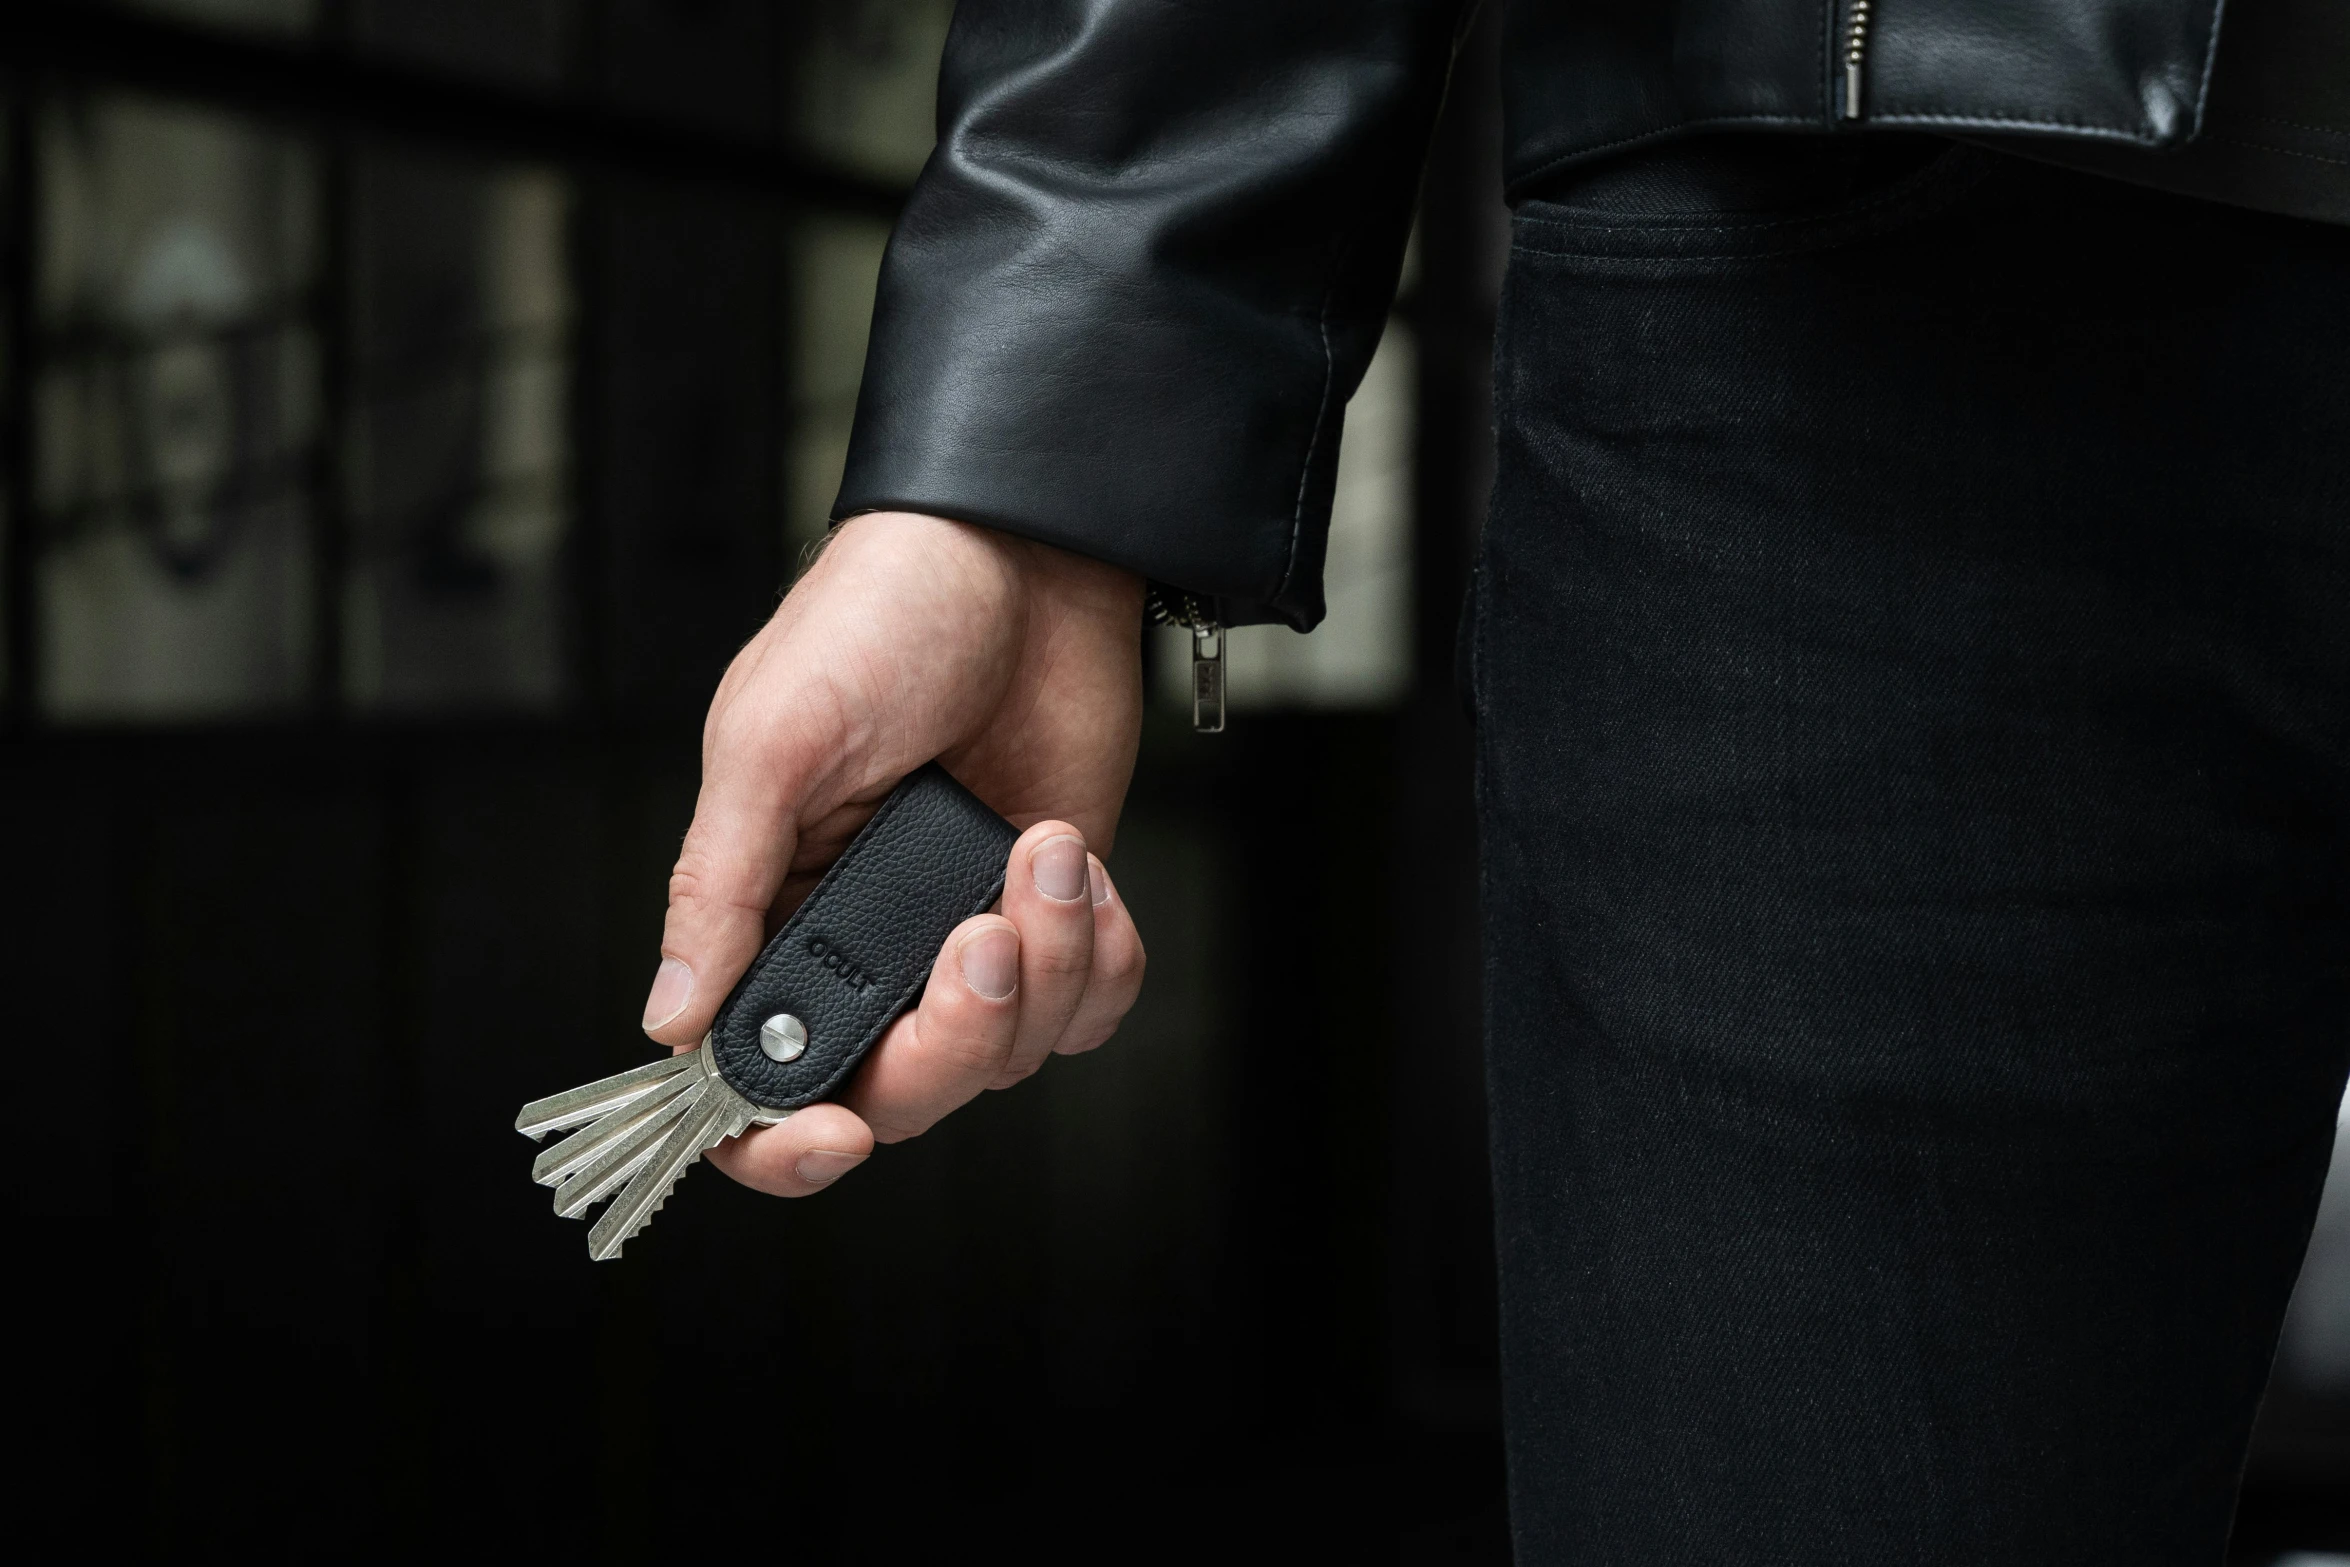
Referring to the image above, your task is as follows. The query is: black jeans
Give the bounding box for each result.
[1471,138,2350,1564]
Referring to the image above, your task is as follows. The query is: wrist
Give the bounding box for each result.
[830,509,1144,630]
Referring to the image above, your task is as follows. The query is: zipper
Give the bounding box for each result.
[1841,0,1872,120]
[1187,623,1225,733]
[1144,584,1226,733]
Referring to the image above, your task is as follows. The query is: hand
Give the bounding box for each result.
[641,511,1149,1195]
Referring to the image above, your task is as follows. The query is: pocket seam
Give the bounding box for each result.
[1510,145,1996,262]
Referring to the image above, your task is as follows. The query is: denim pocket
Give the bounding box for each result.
[1509,143,1997,267]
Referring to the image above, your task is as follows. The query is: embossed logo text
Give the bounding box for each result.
[806,934,876,994]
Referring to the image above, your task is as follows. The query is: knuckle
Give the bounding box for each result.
[665,847,731,914]
[1027,942,1093,980]
[1099,941,1145,989]
[938,1032,1011,1077]
[1056,1026,1115,1056]
[921,1007,1013,1077]
[665,875,709,921]
[989,1058,1044,1089]
[665,849,714,908]
[702,696,779,758]
[864,1108,933,1144]
[664,847,772,925]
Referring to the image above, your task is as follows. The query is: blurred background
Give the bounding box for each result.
[0,3,2342,1560]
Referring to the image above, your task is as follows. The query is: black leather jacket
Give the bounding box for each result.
[836,1,2227,629]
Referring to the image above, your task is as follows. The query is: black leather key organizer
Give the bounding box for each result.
[706,763,1020,1112]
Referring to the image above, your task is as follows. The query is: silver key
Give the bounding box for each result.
[515,1042,789,1261]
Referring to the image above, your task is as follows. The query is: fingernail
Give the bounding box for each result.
[1032,834,1088,902]
[960,926,1019,999]
[641,958,693,1031]
[1088,855,1111,907]
[794,1149,868,1187]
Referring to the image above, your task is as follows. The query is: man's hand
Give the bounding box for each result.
[642,511,1148,1196]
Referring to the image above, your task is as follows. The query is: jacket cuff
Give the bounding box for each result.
[831,1,1466,631]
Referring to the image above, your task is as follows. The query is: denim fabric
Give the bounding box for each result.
[1472,139,2350,1564]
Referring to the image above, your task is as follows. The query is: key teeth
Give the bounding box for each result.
[623,1170,679,1236]
[575,1079,746,1261]
[586,1146,697,1259]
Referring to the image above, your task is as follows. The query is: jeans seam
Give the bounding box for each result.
[1507,115,1821,198]
[1510,147,1993,260]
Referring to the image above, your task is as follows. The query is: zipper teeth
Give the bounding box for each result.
[1842,0,1872,120]
[1145,585,1219,633]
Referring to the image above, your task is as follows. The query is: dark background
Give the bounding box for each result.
[2,4,2343,1561]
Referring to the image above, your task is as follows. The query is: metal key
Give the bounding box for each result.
[515,763,1020,1260]
[516,1043,780,1261]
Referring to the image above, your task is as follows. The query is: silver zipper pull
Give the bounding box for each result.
[1190,623,1225,734]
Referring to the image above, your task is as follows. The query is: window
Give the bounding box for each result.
[343,154,571,710]
[35,94,321,717]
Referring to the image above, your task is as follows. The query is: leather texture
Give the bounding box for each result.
[1982,0,2350,226]
[837,0,2227,630]
[709,764,1019,1112]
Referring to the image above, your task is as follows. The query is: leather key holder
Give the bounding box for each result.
[707,763,1020,1112]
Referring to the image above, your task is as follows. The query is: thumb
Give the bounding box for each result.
[644,740,806,1049]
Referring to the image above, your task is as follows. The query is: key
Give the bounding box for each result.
[515,763,1020,1259]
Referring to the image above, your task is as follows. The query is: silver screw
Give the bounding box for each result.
[759,1014,808,1063]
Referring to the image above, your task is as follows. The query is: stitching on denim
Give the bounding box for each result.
[1510,151,1992,259]
[1513,145,1985,237]
[1507,115,1816,196]
[1516,170,1954,234]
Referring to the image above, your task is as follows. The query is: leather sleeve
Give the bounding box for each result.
[832,0,1476,630]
